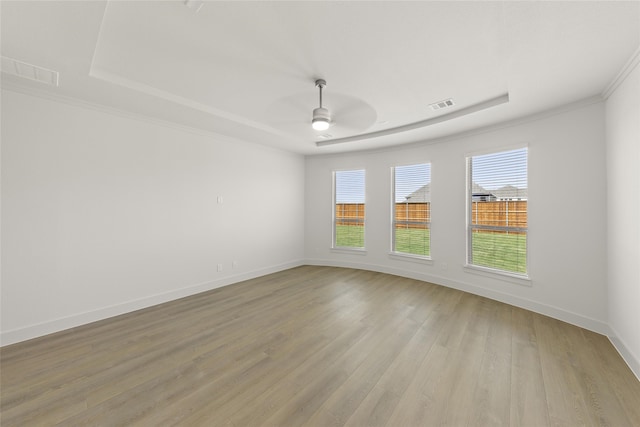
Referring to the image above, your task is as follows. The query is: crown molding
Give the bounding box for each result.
[316,93,509,147]
[602,45,640,100]
[308,95,604,159]
[0,79,297,156]
[88,67,287,137]
[1,78,603,160]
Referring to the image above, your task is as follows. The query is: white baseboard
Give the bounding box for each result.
[0,260,305,347]
[305,259,640,377]
[304,258,611,336]
[306,259,640,379]
[6,259,634,380]
[608,328,640,381]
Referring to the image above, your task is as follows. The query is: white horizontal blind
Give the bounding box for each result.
[393,163,431,257]
[334,170,365,248]
[468,148,528,275]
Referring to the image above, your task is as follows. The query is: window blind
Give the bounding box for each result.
[393,163,431,257]
[467,148,528,275]
[334,170,365,248]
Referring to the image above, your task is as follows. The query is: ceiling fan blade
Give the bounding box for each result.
[265,91,377,136]
[329,98,377,132]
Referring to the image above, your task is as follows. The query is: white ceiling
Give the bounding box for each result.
[2,1,639,155]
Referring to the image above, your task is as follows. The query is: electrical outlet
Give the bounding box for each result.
[217,263,223,272]
[232,261,238,269]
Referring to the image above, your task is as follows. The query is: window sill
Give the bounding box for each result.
[464,264,532,287]
[388,252,433,265]
[331,247,368,255]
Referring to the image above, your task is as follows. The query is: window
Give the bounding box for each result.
[392,163,431,257]
[334,169,365,249]
[467,148,528,275]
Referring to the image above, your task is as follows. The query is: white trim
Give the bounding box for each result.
[608,328,640,382]
[388,252,433,264]
[0,260,304,347]
[316,93,509,147]
[333,168,367,251]
[88,0,109,75]
[465,146,530,282]
[463,264,531,286]
[330,248,368,256]
[463,141,530,159]
[3,77,604,159]
[89,67,285,137]
[602,45,640,100]
[3,260,630,376]
[307,95,603,159]
[304,258,610,336]
[390,162,432,261]
[0,81,295,157]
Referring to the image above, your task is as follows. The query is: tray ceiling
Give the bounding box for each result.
[2,1,639,154]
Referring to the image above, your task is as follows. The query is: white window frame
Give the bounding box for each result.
[465,147,529,280]
[390,163,431,260]
[332,169,366,251]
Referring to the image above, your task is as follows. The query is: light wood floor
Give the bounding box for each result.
[1,266,639,426]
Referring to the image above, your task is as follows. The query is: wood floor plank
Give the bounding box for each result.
[384,293,484,426]
[430,295,493,426]
[534,314,594,427]
[232,303,417,426]
[1,266,639,426]
[383,341,452,426]
[510,307,551,427]
[305,314,427,426]
[467,299,513,426]
[146,284,374,425]
[343,289,448,426]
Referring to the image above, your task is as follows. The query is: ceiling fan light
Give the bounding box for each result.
[312,107,331,130]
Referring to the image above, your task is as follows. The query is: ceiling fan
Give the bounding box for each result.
[311,79,330,131]
[266,78,509,145]
[264,79,378,138]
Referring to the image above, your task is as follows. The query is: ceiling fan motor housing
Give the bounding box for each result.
[312,108,331,130]
[312,107,330,121]
[311,79,331,130]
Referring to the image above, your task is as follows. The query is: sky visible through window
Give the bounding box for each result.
[395,163,431,202]
[472,148,528,190]
[335,170,365,203]
[335,149,526,203]
[335,167,431,204]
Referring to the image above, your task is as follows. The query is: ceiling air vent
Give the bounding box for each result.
[429,98,455,111]
[317,133,334,139]
[1,56,59,86]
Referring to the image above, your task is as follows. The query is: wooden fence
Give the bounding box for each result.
[335,203,430,228]
[394,202,430,229]
[336,201,527,231]
[471,201,527,231]
[335,203,365,226]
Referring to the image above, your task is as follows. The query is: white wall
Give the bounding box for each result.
[0,88,305,345]
[306,100,609,334]
[1,76,635,381]
[605,55,640,378]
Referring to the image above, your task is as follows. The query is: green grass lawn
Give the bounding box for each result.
[394,227,430,256]
[471,231,527,274]
[335,225,365,248]
[335,225,431,256]
[336,225,526,274]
